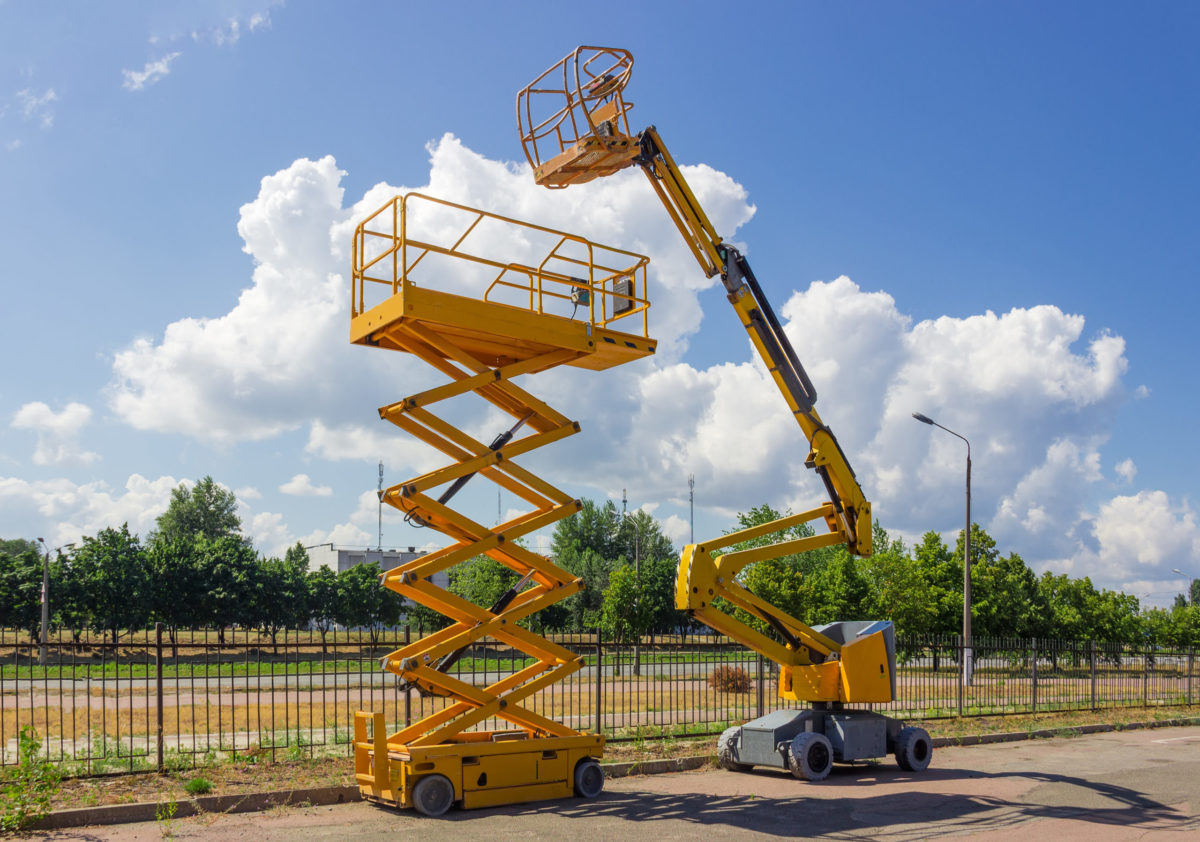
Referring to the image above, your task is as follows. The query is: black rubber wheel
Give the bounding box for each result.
[574,759,604,798]
[717,726,751,772]
[894,726,933,772]
[411,773,455,817]
[788,732,833,781]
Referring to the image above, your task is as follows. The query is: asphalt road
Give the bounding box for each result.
[31,725,1200,841]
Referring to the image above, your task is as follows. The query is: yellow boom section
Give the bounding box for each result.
[518,47,883,704]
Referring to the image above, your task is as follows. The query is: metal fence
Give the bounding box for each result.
[1,627,1194,775]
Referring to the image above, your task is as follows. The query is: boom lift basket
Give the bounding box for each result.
[518,46,640,188]
[350,192,654,815]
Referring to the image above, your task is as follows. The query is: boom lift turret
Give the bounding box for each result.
[518,46,933,780]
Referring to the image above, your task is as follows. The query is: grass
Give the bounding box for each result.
[183,776,213,795]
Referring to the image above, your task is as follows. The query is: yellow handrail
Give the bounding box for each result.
[352,192,649,335]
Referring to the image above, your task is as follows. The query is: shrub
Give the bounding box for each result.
[0,727,61,831]
[184,777,214,796]
[708,665,752,693]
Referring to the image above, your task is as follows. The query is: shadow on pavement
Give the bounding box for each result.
[466,765,1193,839]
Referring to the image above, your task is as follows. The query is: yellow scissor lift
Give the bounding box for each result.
[350,192,653,816]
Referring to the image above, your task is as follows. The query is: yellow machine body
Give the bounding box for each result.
[350,192,654,813]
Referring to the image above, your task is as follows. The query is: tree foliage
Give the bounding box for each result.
[69,524,150,643]
[151,476,242,546]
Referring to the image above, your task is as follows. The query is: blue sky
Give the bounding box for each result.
[1,1,1197,606]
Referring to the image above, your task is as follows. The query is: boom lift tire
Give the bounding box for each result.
[411,774,456,817]
[788,732,834,782]
[716,726,751,772]
[574,759,605,798]
[894,726,933,772]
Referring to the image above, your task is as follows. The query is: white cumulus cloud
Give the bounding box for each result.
[11,401,100,466]
[280,473,333,497]
[1114,458,1137,483]
[100,135,1172,596]
[0,474,181,546]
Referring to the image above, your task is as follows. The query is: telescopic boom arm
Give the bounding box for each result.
[518,47,886,704]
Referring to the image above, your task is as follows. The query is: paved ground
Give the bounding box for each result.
[30,725,1200,840]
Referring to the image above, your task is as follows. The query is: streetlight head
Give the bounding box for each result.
[37,537,45,544]
[912,412,935,425]
[1173,568,1187,577]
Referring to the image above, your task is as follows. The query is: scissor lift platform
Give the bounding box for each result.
[350,192,654,816]
[351,279,655,372]
[351,191,654,372]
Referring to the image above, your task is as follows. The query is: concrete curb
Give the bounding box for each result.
[930,714,1200,748]
[31,785,362,830]
[603,755,712,778]
[31,716,1200,829]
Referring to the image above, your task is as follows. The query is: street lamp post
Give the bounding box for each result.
[912,412,973,687]
[36,538,50,666]
[1174,568,1196,606]
[35,539,73,667]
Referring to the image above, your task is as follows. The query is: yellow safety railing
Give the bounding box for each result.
[352,192,650,337]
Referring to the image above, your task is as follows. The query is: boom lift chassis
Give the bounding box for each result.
[517,46,933,780]
[350,193,655,813]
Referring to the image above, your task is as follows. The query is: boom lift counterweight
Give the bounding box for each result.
[518,46,932,780]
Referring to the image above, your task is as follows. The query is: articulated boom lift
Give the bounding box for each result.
[518,46,933,780]
[350,193,655,814]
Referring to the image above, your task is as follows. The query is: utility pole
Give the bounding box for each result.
[36,538,49,666]
[377,461,384,551]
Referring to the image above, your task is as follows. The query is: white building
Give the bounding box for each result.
[304,544,449,590]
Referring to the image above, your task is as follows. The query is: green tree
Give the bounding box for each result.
[336,563,403,646]
[0,547,43,641]
[555,546,611,632]
[308,564,340,650]
[614,509,675,572]
[0,538,39,557]
[151,476,242,545]
[255,545,311,651]
[599,563,652,674]
[146,536,204,646]
[49,551,88,643]
[969,549,1043,639]
[551,499,623,561]
[449,555,519,611]
[909,531,963,636]
[860,525,940,637]
[194,535,258,643]
[70,525,151,643]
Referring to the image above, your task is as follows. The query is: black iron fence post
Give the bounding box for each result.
[1143,643,1149,708]
[957,635,964,717]
[155,622,164,773]
[1031,639,1038,714]
[594,630,603,736]
[756,653,764,719]
[1090,640,1097,711]
[1189,647,1194,706]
